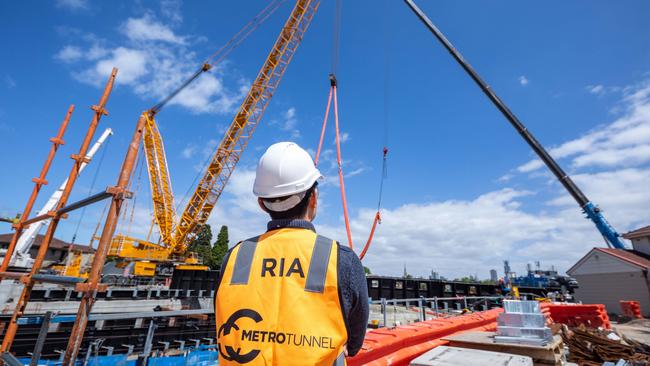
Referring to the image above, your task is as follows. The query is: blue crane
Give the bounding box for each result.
[404,0,627,249]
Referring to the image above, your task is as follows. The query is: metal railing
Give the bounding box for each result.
[373,295,503,327]
[3,309,216,366]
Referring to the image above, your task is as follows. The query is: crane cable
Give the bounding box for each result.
[149,0,287,115]
[361,0,394,260]
[116,145,143,235]
[314,0,387,260]
[360,0,394,260]
[70,132,112,244]
[126,151,146,238]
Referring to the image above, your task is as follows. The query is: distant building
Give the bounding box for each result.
[490,269,498,282]
[567,225,650,317]
[0,233,94,268]
[623,225,650,254]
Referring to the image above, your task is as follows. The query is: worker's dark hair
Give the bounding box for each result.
[263,182,318,220]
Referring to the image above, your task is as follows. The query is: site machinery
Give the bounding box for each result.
[106,0,321,281]
[405,0,628,250]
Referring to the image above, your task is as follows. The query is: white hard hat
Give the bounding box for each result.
[253,142,322,199]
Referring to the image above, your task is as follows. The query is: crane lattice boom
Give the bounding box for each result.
[137,0,320,256]
[142,113,177,245]
[172,0,320,254]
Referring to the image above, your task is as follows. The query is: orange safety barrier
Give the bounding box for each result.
[620,300,643,319]
[347,308,502,366]
[540,303,611,329]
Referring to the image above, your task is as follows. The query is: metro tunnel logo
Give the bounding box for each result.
[218,308,337,363]
[218,309,263,363]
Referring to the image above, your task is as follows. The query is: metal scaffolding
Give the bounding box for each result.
[0,69,121,365]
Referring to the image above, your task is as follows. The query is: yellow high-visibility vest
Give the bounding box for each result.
[216,228,347,365]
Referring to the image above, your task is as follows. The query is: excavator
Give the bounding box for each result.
[104,0,321,283]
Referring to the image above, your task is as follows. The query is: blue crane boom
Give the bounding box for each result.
[404,0,627,249]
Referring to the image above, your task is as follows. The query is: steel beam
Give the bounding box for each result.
[0,69,117,357]
[63,110,147,365]
[29,311,52,366]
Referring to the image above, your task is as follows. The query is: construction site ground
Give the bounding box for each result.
[613,319,650,344]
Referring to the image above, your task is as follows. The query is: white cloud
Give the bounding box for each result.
[317,189,564,278]
[518,75,529,86]
[517,80,650,173]
[587,84,605,95]
[345,167,366,177]
[55,45,84,63]
[272,107,301,138]
[339,132,350,143]
[516,159,544,173]
[160,0,183,24]
[497,173,513,182]
[283,107,297,130]
[57,13,246,115]
[586,84,622,97]
[86,45,109,60]
[206,167,268,242]
[121,15,185,44]
[181,144,197,159]
[56,0,88,11]
[546,167,650,225]
[75,47,148,85]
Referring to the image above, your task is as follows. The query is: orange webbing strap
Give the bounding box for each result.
[358,211,381,260]
[314,86,333,165]
[315,77,386,258]
[332,85,355,250]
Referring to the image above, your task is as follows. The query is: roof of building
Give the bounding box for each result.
[622,225,650,240]
[0,233,95,253]
[567,247,650,274]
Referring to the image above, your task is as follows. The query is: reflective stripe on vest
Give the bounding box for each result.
[216,228,347,366]
[230,236,259,285]
[333,352,345,366]
[305,235,332,293]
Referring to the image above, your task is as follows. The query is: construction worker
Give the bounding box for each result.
[215,142,369,365]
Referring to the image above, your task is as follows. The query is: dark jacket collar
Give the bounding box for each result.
[267,219,316,232]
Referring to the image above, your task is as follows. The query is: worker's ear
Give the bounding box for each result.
[307,188,318,221]
[258,198,269,213]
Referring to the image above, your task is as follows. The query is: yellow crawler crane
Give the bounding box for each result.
[108,0,320,279]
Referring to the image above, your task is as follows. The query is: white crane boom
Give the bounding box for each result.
[9,128,113,267]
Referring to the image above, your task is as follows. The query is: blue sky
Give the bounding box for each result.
[1,0,649,279]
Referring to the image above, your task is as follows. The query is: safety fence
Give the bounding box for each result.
[540,303,611,329]
[347,308,502,366]
[619,300,643,319]
[373,295,502,327]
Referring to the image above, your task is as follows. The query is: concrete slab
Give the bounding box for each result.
[443,331,563,366]
[613,319,650,345]
[410,346,533,366]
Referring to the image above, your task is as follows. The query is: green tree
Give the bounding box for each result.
[211,225,229,269]
[363,266,371,275]
[189,224,213,267]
